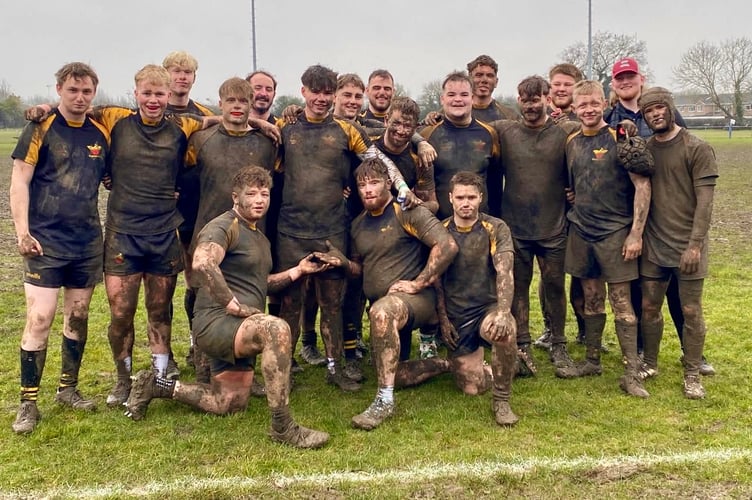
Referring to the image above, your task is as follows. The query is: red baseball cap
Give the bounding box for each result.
[612,58,640,77]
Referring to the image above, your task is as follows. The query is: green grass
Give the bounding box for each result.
[0,128,751,498]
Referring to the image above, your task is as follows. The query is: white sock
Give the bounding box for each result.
[377,386,394,404]
[152,353,169,377]
[327,358,336,374]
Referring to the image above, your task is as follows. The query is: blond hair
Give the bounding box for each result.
[572,80,605,101]
[134,64,171,87]
[162,51,198,72]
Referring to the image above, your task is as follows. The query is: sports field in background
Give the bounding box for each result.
[0,128,750,498]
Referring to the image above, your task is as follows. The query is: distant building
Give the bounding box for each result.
[674,92,752,127]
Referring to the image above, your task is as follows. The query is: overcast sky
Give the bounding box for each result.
[1,0,749,105]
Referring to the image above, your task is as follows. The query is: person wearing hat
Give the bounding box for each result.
[637,87,718,399]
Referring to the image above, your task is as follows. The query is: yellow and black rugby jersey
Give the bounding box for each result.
[351,201,444,302]
[12,112,110,258]
[186,124,278,248]
[277,113,370,239]
[441,213,513,323]
[90,107,204,235]
[565,125,635,242]
[359,108,387,122]
[472,99,520,124]
[166,99,214,117]
[421,118,501,220]
[374,135,434,195]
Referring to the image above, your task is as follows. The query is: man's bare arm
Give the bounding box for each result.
[623,173,651,261]
[9,158,43,256]
[681,184,715,274]
[193,241,260,317]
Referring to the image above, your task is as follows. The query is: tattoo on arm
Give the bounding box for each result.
[193,242,233,307]
[415,232,458,288]
[361,144,407,190]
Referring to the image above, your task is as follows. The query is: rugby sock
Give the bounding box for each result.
[154,376,176,399]
[59,336,85,389]
[377,386,394,404]
[343,327,358,360]
[152,353,169,377]
[270,405,294,433]
[116,356,132,381]
[20,348,46,402]
[327,358,336,374]
[301,329,317,348]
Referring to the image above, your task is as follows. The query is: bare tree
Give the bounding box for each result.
[674,37,752,124]
[271,94,304,117]
[559,31,649,89]
[417,79,442,119]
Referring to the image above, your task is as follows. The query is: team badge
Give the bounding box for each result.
[592,147,608,160]
[87,142,103,159]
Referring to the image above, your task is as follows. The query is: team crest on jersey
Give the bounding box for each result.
[87,142,103,159]
[592,147,608,160]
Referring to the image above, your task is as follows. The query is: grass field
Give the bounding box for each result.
[0,128,750,499]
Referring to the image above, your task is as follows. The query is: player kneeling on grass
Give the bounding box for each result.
[436,172,519,426]
[313,157,458,431]
[124,166,330,449]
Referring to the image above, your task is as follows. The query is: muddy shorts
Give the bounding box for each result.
[382,288,438,361]
[450,306,496,359]
[275,231,347,279]
[24,253,102,288]
[565,225,637,283]
[193,307,253,373]
[640,258,708,281]
[104,229,184,276]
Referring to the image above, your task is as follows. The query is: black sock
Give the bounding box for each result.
[270,406,293,433]
[60,336,85,390]
[302,329,317,348]
[20,348,47,402]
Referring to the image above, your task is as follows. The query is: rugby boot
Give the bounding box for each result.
[615,319,649,398]
[533,327,552,350]
[300,344,327,366]
[251,378,266,398]
[683,375,706,400]
[55,386,97,411]
[492,400,519,427]
[326,367,362,392]
[165,353,180,380]
[351,397,395,430]
[12,401,41,434]
[343,358,365,383]
[549,343,573,369]
[124,370,174,420]
[640,318,663,380]
[269,421,330,449]
[515,343,537,377]
[556,313,605,378]
[106,378,132,407]
[681,353,715,377]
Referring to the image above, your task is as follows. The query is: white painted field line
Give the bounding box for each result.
[6,447,752,499]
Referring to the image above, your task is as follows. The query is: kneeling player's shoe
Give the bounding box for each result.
[619,374,650,398]
[343,358,365,382]
[251,378,266,398]
[533,328,552,350]
[124,370,155,421]
[683,375,706,400]
[516,344,538,377]
[492,400,519,427]
[269,421,330,449]
[107,378,132,407]
[55,387,96,411]
[300,344,327,366]
[352,397,395,431]
[12,401,40,435]
[326,368,362,392]
[555,359,602,378]
[549,343,573,368]
[419,339,438,360]
[165,357,180,380]
[638,362,659,380]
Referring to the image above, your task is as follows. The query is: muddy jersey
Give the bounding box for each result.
[374,135,435,194]
[472,99,520,123]
[493,119,570,240]
[442,214,513,323]
[350,201,445,302]
[193,210,272,320]
[277,113,370,239]
[11,112,110,258]
[185,123,277,247]
[359,108,387,122]
[168,100,214,235]
[566,125,636,242]
[420,118,501,220]
[91,107,204,235]
[644,128,718,267]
